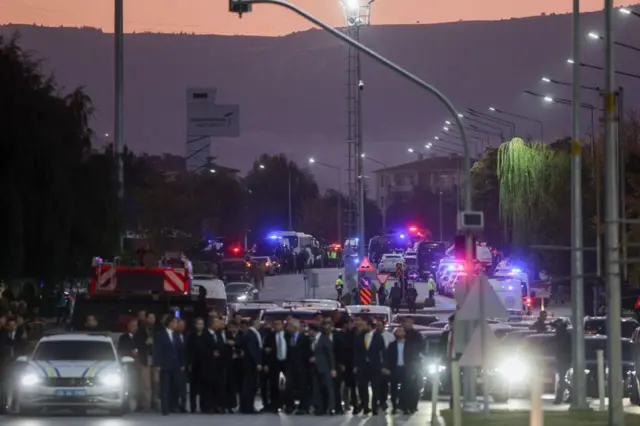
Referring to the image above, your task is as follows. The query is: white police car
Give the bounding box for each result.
[12,333,133,415]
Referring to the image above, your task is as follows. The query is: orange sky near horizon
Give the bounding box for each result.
[0,0,631,36]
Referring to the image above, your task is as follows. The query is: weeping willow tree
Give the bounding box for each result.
[497,138,571,247]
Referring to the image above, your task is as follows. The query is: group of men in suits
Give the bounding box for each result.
[117,309,427,416]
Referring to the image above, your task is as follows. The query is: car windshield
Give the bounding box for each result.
[252,257,269,263]
[405,257,417,265]
[33,341,116,361]
[585,339,634,362]
[226,284,251,292]
[584,319,639,338]
[384,255,402,260]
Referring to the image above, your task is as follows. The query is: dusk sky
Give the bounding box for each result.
[0,0,629,35]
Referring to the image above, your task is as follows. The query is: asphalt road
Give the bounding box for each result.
[2,396,638,424]
[260,268,458,314]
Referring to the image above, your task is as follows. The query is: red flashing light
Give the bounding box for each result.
[408,226,418,233]
[525,297,532,307]
[635,296,640,309]
[232,247,240,253]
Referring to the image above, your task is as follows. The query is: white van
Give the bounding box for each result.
[192,275,228,317]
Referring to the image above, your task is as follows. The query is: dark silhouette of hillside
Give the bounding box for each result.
[2,10,639,183]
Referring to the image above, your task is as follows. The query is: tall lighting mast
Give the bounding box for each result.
[341,0,374,255]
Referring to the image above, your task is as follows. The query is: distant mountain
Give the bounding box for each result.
[2,10,639,186]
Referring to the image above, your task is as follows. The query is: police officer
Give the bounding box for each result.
[427,275,436,299]
[335,274,344,301]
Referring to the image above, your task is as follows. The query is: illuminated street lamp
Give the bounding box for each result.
[587,31,640,53]
[567,58,640,80]
[340,0,375,26]
[540,76,600,92]
[465,108,515,139]
[488,106,544,141]
[620,7,640,18]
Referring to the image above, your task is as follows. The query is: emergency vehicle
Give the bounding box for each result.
[71,256,207,335]
[12,333,130,416]
[488,276,529,313]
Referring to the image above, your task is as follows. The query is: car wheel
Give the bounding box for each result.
[491,392,509,403]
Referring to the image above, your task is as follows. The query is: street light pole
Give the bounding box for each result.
[604,1,624,424]
[439,191,443,241]
[115,0,124,252]
[288,166,293,230]
[570,0,587,409]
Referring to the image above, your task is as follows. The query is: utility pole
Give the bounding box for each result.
[115,0,124,252]
[356,75,365,258]
[570,0,587,409]
[604,1,624,424]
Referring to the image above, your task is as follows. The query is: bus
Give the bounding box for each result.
[416,241,447,278]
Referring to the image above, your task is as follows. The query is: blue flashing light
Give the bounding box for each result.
[511,268,522,273]
[400,234,406,239]
[447,265,454,271]
[353,257,360,264]
[267,235,281,240]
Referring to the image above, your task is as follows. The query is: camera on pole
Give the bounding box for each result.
[229,0,252,17]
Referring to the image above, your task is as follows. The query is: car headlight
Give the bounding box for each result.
[427,364,446,375]
[99,373,123,387]
[496,359,528,382]
[237,295,247,301]
[20,373,41,387]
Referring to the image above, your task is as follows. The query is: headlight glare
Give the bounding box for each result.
[99,373,122,387]
[21,373,40,387]
[497,359,528,381]
[426,364,446,375]
[237,295,248,301]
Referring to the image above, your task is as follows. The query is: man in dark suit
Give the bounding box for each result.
[225,321,243,412]
[384,327,412,414]
[330,318,347,414]
[240,318,263,414]
[209,317,229,412]
[310,321,336,415]
[283,319,311,414]
[187,318,214,413]
[152,315,183,415]
[340,317,358,411]
[403,317,425,411]
[117,319,140,409]
[259,320,274,412]
[354,318,386,415]
[263,319,287,413]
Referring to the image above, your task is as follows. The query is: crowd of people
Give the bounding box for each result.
[118,311,428,416]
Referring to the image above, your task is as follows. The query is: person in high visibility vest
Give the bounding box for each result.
[427,274,436,299]
[336,274,344,301]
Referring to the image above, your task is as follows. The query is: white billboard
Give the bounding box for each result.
[186,103,240,137]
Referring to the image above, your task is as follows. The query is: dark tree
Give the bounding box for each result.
[0,35,120,287]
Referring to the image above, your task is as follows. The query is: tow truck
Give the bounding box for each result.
[71,257,207,335]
